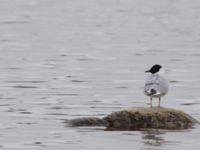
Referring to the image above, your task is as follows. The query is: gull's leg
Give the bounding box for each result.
[150,97,152,108]
[158,97,161,107]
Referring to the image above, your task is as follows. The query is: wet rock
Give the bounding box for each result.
[104,107,199,130]
[68,117,107,127]
[67,107,199,130]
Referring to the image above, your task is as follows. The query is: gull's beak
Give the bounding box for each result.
[145,70,150,73]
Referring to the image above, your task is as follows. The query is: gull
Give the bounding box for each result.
[144,64,169,107]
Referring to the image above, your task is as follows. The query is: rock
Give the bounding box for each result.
[67,117,107,127]
[104,107,199,130]
[67,107,199,130]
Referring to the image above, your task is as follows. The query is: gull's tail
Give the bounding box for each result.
[146,89,157,96]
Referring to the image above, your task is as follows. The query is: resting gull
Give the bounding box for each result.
[144,64,169,107]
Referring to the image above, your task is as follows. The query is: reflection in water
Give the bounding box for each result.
[141,130,166,147]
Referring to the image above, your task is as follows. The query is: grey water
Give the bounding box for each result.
[0,0,200,149]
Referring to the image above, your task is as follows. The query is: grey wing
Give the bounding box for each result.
[156,76,169,94]
[144,75,168,94]
[144,76,155,93]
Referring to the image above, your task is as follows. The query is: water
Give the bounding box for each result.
[0,0,200,149]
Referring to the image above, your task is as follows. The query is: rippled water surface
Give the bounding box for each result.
[0,0,200,149]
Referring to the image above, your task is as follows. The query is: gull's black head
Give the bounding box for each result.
[145,64,162,74]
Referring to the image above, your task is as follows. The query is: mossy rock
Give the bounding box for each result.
[104,107,198,130]
[68,117,107,127]
[67,107,199,130]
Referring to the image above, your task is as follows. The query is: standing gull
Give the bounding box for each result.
[144,64,169,107]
